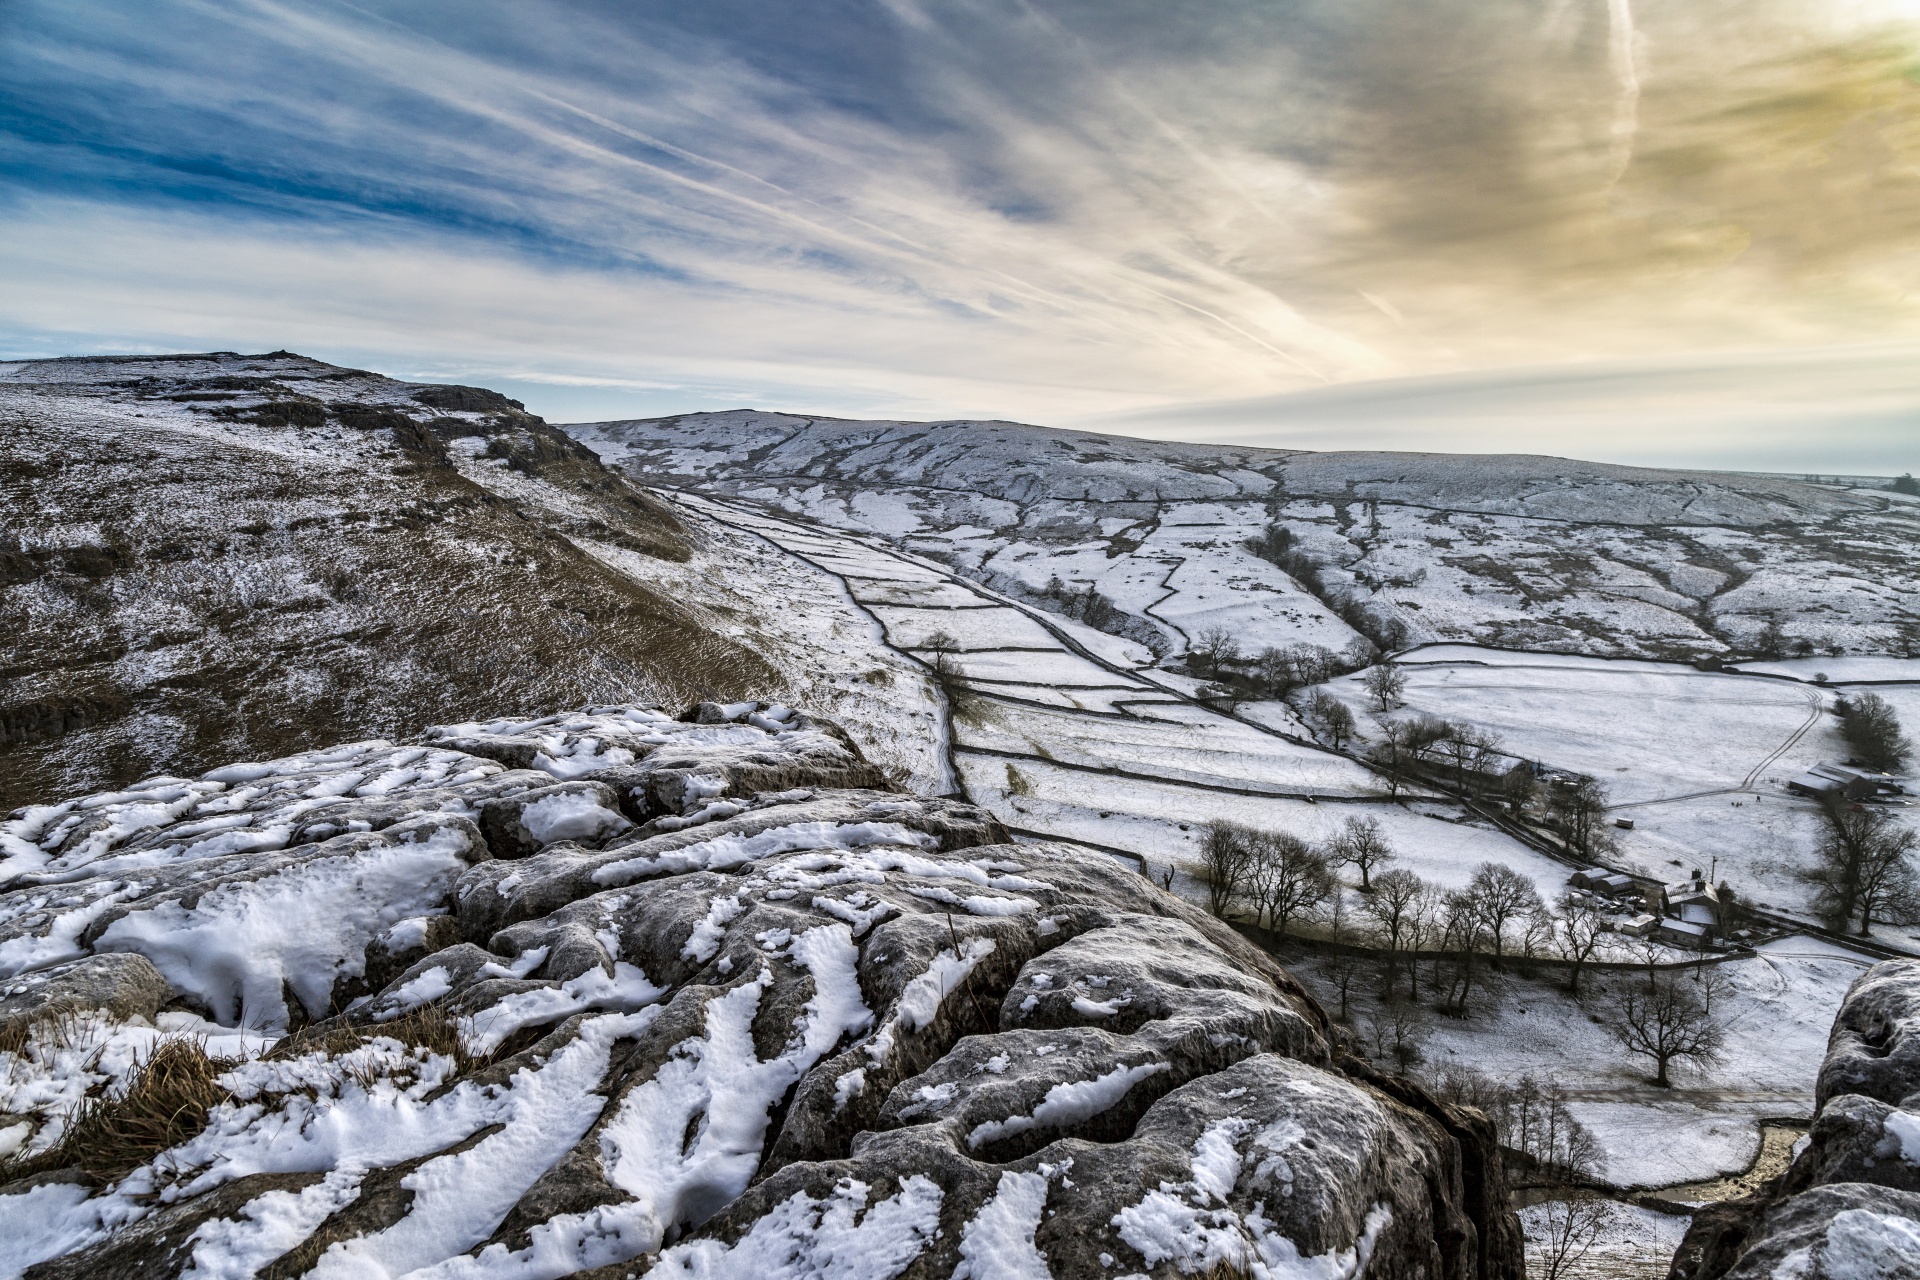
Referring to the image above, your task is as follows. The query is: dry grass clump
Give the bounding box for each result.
[5,1038,238,1186]
[266,1003,474,1075]
[61,1038,233,1181]
[1,1005,476,1188]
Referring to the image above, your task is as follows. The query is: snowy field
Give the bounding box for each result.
[1312,646,1920,942]
[625,480,1899,1220]
[1519,1200,1691,1280]
[965,755,1569,889]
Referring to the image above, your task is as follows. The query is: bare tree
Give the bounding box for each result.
[1553,892,1608,996]
[1321,891,1364,1022]
[1326,814,1395,890]
[1247,831,1336,937]
[1366,719,1417,797]
[1254,643,1339,698]
[1406,882,1445,1001]
[1310,692,1357,750]
[1197,821,1257,919]
[1438,888,1489,1015]
[1600,971,1726,1087]
[1518,902,1556,960]
[1529,1194,1611,1280]
[1253,646,1297,698]
[1190,626,1240,676]
[1291,644,1338,686]
[1837,692,1912,772]
[1427,1069,1609,1278]
[1466,862,1544,963]
[1800,800,1920,936]
[1361,867,1426,996]
[1435,725,1504,794]
[1363,662,1408,711]
[1426,1069,1601,1184]
[1499,763,1540,814]
[1546,775,1609,855]
[1366,1000,1427,1076]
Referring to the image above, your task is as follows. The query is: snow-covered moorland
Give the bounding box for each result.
[8,354,1917,1278]
[0,357,949,812]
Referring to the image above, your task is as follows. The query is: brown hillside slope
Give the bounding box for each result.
[0,351,780,810]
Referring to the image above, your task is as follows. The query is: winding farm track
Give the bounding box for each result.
[1597,681,1819,811]
[1740,684,1826,789]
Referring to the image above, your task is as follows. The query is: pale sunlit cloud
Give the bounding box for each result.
[2,0,1918,466]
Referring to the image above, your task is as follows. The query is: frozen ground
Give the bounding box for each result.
[1519,1199,1691,1280]
[0,356,956,812]
[675,496,1608,915]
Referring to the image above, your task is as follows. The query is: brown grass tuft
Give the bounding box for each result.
[0,1001,82,1058]
[45,1038,235,1184]
[267,1003,475,1075]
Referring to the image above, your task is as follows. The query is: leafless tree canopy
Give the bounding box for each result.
[1327,813,1395,890]
[1529,1193,1611,1280]
[1310,691,1357,750]
[1800,799,1920,936]
[1190,626,1240,676]
[1837,691,1912,772]
[1466,861,1545,960]
[1197,820,1258,918]
[1600,970,1726,1087]
[1245,830,1336,937]
[1363,662,1408,711]
[1553,891,1609,996]
[1546,775,1610,855]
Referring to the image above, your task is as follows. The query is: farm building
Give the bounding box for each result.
[1786,762,1905,801]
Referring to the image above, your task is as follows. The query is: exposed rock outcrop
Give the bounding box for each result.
[0,704,1522,1279]
[1670,959,1920,1280]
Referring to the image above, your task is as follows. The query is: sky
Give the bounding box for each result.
[2,0,1918,471]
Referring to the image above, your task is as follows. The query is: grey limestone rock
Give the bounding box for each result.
[0,953,170,1033]
[0,704,1523,1280]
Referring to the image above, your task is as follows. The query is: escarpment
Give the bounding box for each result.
[0,702,1522,1279]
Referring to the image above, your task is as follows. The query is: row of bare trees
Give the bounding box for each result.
[1187,632,1374,706]
[1198,815,1401,928]
[1425,1068,1614,1280]
[1198,822,1730,1091]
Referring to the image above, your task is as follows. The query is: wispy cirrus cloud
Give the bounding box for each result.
[2,0,1918,465]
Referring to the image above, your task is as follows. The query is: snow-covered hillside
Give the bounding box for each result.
[8,355,1917,1277]
[0,357,947,809]
[569,411,1920,663]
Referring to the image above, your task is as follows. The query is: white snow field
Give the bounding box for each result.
[1410,937,1872,1186]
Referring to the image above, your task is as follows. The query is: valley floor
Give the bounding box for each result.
[660,489,1915,1210]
